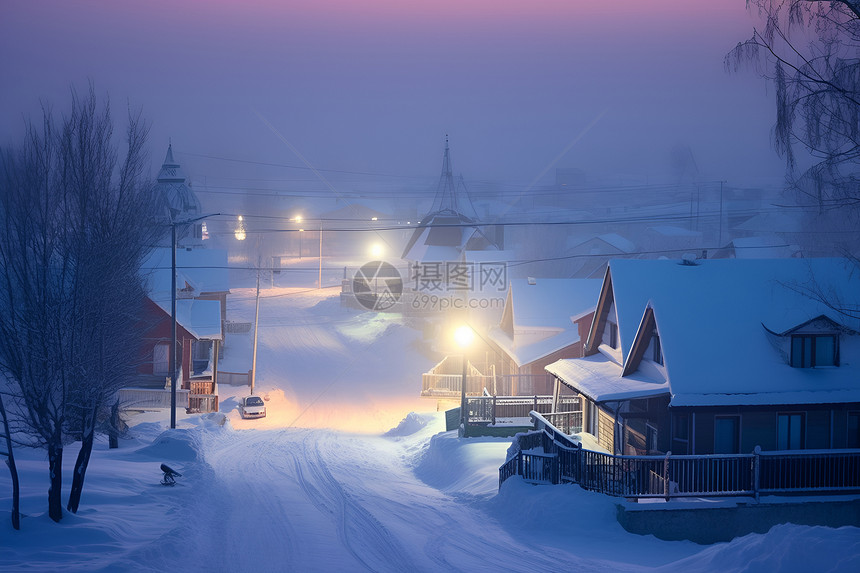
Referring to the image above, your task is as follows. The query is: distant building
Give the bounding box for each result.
[155,144,204,247]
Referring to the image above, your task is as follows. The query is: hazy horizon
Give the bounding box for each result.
[2,1,787,190]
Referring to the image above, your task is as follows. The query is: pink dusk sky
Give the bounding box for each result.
[1,1,783,186]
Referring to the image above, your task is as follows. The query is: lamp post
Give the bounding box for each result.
[454,325,474,427]
[236,221,261,397]
[169,213,219,429]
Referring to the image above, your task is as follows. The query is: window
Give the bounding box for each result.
[777,413,804,450]
[848,412,860,449]
[646,423,658,454]
[791,334,837,368]
[586,400,599,437]
[671,414,690,454]
[652,330,663,365]
[714,416,740,454]
[153,343,169,376]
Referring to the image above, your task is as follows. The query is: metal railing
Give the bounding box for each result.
[541,411,583,435]
[499,411,860,499]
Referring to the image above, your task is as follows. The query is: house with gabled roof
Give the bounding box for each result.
[545,258,860,456]
[487,278,601,395]
[125,247,229,412]
[564,232,637,279]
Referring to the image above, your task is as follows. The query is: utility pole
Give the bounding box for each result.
[250,267,261,395]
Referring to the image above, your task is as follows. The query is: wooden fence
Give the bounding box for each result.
[218,370,251,386]
[118,388,189,410]
[499,411,860,499]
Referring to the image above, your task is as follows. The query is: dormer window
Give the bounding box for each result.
[790,334,838,368]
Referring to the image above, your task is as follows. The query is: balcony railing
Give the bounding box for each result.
[499,411,860,499]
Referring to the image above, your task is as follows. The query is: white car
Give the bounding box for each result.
[240,395,266,419]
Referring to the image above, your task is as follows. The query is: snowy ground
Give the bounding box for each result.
[2,270,859,571]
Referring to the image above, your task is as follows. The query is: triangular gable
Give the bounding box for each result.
[145,297,197,341]
[771,314,858,336]
[621,306,658,377]
[584,265,614,355]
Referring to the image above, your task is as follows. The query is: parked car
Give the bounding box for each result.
[240,395,266,419]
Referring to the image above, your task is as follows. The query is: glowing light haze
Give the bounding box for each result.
[1,0,781,185]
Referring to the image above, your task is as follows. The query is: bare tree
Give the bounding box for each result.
[728,1,860,240]
[0,86,161,521]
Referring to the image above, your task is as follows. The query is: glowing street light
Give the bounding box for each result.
[234,215,246,241]
[455,325,474,426]
[370,243,384,258]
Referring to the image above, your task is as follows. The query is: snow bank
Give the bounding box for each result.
[656,523,860,573]
[411,428,513,498]
[134,428,202,462]
[383,412,432,437]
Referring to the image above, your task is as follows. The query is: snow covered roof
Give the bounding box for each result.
[645,225,702,238]
[733,211,804,233]
[143,247,230,297]
[720,235,800,259]
[546,354,669,402]
[151,297,222,341]
[460,250,516,263]
[605,258,860,407]
[567,233,636,254]
[489,279,600,367]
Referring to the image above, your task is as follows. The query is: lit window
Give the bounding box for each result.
[790,334,838,368]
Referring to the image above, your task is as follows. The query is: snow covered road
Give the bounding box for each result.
[143,430,575,571]
[112,415,703,573]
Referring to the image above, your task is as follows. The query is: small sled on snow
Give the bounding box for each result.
[160,463,182,486]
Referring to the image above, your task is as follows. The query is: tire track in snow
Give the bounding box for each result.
[199,429,300,567]
[293,431,418,572]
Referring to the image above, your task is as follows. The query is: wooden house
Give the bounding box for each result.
[546,258,860,456]
[486,278,600,396]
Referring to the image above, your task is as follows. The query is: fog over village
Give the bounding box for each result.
[1,1,860,572]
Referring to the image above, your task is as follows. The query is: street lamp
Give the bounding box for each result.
[454,325,474,427]
[169,213,219,429]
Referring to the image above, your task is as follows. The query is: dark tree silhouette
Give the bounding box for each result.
[0,86,162,521]
[728,1,860,219]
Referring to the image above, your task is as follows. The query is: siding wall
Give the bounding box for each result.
[681,405,860,454]
[598,408,615,453]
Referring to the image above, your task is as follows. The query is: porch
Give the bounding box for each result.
[500,411,860,501]
[422,356,557,398]
[452,394,582,438]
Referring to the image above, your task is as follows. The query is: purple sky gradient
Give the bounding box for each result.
[1,1,785,186]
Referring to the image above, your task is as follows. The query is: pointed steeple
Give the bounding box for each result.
[157,143,187,184]
[431,135,460,214]
[155,143,201,222]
